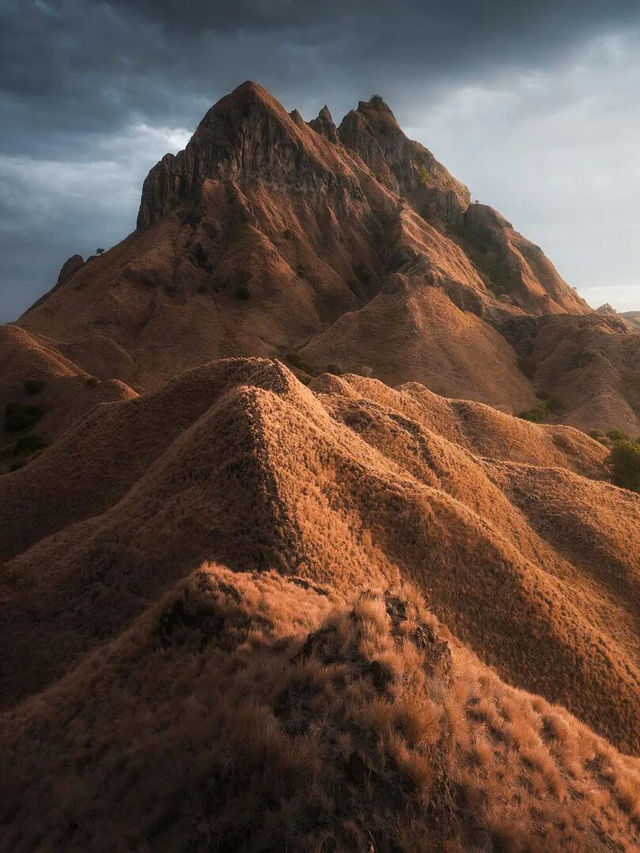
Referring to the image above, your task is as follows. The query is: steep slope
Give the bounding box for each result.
[2,360,639,754]
[16,80,634,432]
[2,358,640,849]
[502,311,640,434]
[2,572,639,851]
[0,324,136,469]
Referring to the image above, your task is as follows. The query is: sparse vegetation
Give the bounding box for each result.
[458,232,520,296]
[234,284,251,300]
[519,395,563,422]
[607,439,640,492]
[369,94,388,110]
[418,165,430,186]
[588,429,609,446]
[517,355,536,379]
[285,352,315,375]
[23,378,44,395]
[518,406,547,423]
[190,242,212,272]
[13,433,47,457]
[4,402,44,432]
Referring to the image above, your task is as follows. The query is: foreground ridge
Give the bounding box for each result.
[1,359,640,848]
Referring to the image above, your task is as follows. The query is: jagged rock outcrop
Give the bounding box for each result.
[338,96,470,228]
[462,204,589,314]
[308,105,339,143]
[597,302,616,314]
[137,81,362,230]
[56,254,84,285]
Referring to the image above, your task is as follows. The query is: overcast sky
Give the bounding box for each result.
[1,0,639,321]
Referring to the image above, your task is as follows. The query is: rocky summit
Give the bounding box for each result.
[10,80,639,434]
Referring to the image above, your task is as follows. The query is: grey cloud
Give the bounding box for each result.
[0,0,639,319]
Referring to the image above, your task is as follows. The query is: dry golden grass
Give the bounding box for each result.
[2,568,638,851]
[1,358,640,848]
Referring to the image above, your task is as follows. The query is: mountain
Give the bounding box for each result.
[2,359,640,849]
[12,80,640,435]
[622,310,640,330]
[3,83,640,849]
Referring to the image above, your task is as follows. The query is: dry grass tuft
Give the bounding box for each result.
[2,569,639,851]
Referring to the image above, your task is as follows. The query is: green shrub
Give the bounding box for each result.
[23,379,44,395]
[85,376,99,386]
[588,430,609,445]
[4,403,44,433]
[295,264,306,278]
[518,406,547,423]
[607,429,629,442]
[234,285,251,300]
[13,434,47,457]
[369,94,388,110]
[285,353,314,374]
[519,395,562,422]
[607,440,640,492]
[418,166,430,186]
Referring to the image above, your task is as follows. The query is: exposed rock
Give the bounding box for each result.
[308,105,339,143]
[57,254,84,285]
[596,303,616,314]
[137,81,361,230]
[289,108,305,128]
[339,96,470,227]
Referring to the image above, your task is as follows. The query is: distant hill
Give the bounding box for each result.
[621,310,640,330]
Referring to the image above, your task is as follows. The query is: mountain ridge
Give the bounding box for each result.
[13,80,639,437]
[3,82,640,849]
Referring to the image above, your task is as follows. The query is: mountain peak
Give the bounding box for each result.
[136,83,357,230]
[357,95,394,115]
[309,104,339,143]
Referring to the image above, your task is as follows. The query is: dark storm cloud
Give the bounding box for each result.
[0,0,639,319]
[2,0,638,139]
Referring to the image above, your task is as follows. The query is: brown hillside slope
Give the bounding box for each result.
[16,81,639,433]
[0,325,136,469]
[621,310,640,330]
[2,360,639,761]
[2,569,639,851]
[502,311,640,434]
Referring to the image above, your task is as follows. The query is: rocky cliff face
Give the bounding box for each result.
[308,105,339,143]
[137,82,362,230]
